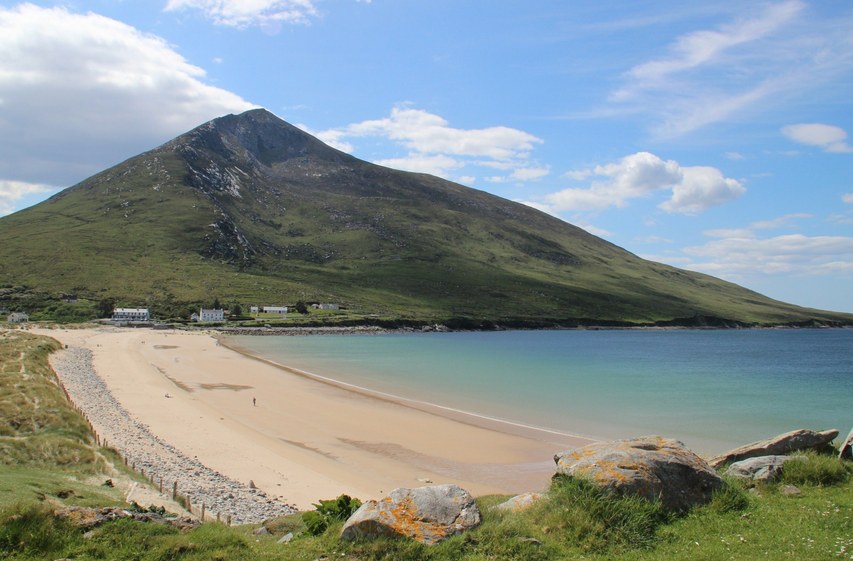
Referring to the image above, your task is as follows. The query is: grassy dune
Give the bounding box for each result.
[1,330,851,560]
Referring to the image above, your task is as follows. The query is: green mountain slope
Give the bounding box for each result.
[1,109,849,326]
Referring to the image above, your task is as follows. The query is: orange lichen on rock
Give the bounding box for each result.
[340,484,481,545]
[553,435,724,512]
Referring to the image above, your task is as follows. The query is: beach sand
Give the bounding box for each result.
[36,326,593,510]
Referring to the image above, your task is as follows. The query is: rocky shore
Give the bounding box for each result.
[49,346,297,524]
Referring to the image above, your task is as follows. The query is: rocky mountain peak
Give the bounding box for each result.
[170,108,352,171]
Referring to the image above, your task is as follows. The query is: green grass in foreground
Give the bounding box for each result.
[1,330,851,560]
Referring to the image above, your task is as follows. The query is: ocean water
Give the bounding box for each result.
[227,329,852,454]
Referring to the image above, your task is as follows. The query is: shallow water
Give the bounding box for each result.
[228,329,852,454]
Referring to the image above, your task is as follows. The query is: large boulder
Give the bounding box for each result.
[554,436,724,512]
[725,455,801,482]
[340,484,481,545]
[839,428,853,460]
[708,429,839,469]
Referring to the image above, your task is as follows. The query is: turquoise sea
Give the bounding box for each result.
[228,329,852,454]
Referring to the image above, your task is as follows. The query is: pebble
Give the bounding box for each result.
[50,347,297,524]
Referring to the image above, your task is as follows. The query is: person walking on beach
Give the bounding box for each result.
[253,397,256,407]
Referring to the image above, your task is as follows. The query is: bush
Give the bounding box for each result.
[532,476,670,553]
[707,479,750,513]
[779,451,852,486]
[0,503,78,559]
[302,494,362,536]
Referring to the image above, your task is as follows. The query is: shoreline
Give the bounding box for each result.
[219,335,597,445]
[34,326,593,514]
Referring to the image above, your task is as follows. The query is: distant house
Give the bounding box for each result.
[7,312,29,323]
[313,303,340,311]
[198,308,225,322]
[112,308,150,322]
[60,293,78,303]
[262,306,288,315]
[249,306,259,315]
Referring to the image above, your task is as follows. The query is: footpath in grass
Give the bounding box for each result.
[0,328,851,561]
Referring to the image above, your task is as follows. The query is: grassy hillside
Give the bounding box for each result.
[2,330,851,560]
[0,109,850,326]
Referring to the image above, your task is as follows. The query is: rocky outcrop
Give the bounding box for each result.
[494,492,544,513]
[839,428,853,460]
[55,506,198,531]
[725,455,802,482]
[554,436,724,512]
[708,429,839,469]
[340,484,481,545]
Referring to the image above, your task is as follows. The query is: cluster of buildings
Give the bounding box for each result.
[108,302,340,324]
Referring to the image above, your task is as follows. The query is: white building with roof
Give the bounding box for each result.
[112,308,150,322]
[7,312,29,323]
[262,306,288,314]
[198,308,225,322]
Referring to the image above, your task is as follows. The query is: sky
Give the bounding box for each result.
[1,1,852,312]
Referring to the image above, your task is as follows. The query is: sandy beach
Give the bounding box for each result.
[36,326,593,512]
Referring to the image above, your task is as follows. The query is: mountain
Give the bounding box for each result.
[0,108,850,326]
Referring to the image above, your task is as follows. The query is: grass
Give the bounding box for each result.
[1,330,851,560]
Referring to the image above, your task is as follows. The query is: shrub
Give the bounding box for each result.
[0,503,78,559]
[707,479,750,513]
[532,476,670,553]
[779,451,852,486]
[302,494,362,536]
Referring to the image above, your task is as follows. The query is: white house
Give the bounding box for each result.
[313,303,340,310]
[112,308,150,322]
[262,306,288,315]
[7,312,29,323]
[198,308,225,322]
[250,306,259,314]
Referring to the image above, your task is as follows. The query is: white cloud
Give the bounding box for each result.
[0,180,55,216]
[318,105,543,182]
[373,154,462,177]
[338,105,541,160]
[510,166,551,182]
[575,223,613,238]
[705,213,812,239]
[607,1,853,138]
[781,123,853,153]
[843,193,853,204]
[517,200,559,216]
[682,234,853,277]
[725,151,745,160]
[164,0,320,28]
[0,4,255,189]
[545,152,744,214]
[486,166,550,184]
[659,166,746,214]
[618,1,804,92]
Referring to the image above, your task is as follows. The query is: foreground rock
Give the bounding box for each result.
[554,436,724,512]
[55,506,198,531]
[725,455,802,482]
[494,492,544,513]
[708,429,839,469]
[340,484,481,545]
[839,428,853,460]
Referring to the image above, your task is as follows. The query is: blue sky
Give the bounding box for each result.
[1,1,852,312]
